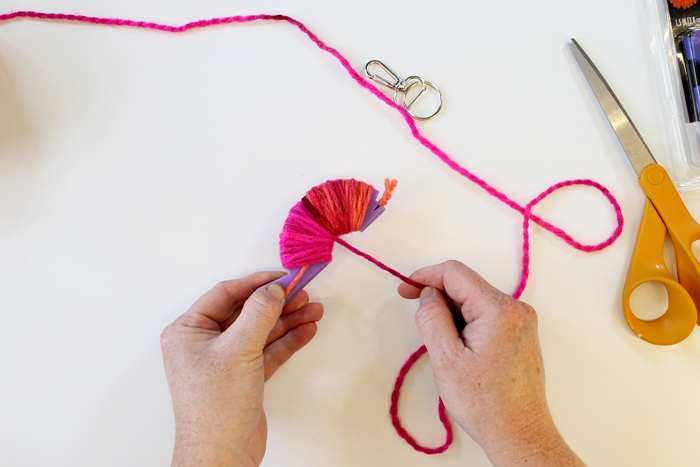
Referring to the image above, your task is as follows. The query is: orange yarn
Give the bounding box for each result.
[378,178,398,207]
[285,264,309,296]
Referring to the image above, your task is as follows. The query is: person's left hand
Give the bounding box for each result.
[161,271,324,467]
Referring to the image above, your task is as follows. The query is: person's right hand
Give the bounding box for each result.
[398,261,585,467]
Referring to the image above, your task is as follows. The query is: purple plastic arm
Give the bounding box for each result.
[271,188,385,304]
[271,261,331,305]
[360,189,385,232]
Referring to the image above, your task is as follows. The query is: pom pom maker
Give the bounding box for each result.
[271,187,386,304]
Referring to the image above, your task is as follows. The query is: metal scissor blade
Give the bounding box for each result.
[568,38,656,178]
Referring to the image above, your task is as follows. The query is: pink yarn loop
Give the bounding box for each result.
[390,345,453,454]
[0,11,625,455]
[513,179,624,300]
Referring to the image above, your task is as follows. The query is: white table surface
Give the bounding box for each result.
[1,1,699,466]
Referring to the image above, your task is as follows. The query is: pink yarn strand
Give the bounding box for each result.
[334,237,424,290]
[0,12,626,455]
[512,179,624,299]
[0,10,624,295]
[0,10,624,293]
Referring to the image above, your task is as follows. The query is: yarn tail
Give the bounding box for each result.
[334,238,423,290]
[285,264,309,297]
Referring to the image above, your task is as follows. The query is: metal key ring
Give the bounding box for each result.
[393,77,442,120]
[365,60,443,121]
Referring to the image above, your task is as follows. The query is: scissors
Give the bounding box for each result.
[569,38,700,345]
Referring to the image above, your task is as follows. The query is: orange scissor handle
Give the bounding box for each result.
[623,199,697,344]
[622,164,700,345]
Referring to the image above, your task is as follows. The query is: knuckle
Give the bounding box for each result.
[246,290,281,319]
[442,259,463,269]
[229,339,256,360]
[510,311,528,332]
[214,279,235,291]
[213,280,236,300]
[159,324,172,351]
[520,301,538,325]
[415,299,445,330]
[500,299,537,332]
[442,259,469,275]
[507,304,527,329]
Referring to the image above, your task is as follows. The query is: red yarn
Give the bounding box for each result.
[0,11,626,454]
[390,345,452,454]
[334,238,424,290]
[303,179,373,236]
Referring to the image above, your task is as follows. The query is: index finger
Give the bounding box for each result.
[179,271,286,330]
[397,260,512,322]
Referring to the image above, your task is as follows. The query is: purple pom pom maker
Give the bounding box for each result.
[270,188,386,305]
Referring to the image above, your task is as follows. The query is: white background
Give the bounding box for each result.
[1,0,699,466]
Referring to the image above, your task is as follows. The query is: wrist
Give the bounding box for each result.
[172,420,249,467]
[484,416,585,467]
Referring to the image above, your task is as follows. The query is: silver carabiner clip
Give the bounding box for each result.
[365,60,442,120]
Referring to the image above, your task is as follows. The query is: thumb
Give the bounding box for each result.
[228,283,286,349]
[415,287,463,357]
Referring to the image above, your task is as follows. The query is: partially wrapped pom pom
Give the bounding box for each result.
[280,179,376,269]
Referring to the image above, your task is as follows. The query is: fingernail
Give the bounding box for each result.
[266,283,286,301]
[420,287,436,300]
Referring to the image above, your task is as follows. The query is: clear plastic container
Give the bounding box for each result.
[645,0,700,190]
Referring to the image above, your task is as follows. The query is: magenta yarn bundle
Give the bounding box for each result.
[280,201,338,268]
[0,11,625,455]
